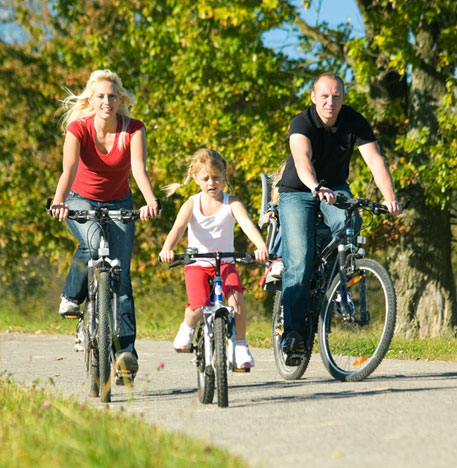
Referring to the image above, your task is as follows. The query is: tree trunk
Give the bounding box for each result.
[386,185,457,337]
[388,19,457,337]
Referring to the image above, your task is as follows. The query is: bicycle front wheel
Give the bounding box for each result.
[214,316,228,408]
[272,291,312,380]
[98,270,112,402]
[196,326,215,404]
[318,258,396,382]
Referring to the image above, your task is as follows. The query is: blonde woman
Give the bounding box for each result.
[159,149,268,370]
[50,69,160,379]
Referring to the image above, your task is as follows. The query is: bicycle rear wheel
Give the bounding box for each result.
[214,316,228,408]
[196,325,215,404]
[98,270,112,402]
[318,258,396,382]
[272,291,312,380]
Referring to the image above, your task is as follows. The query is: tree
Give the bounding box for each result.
[295,0,457,336]
[0,0,306,299]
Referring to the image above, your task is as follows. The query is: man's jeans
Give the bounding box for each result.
[278,186,361,338]
[62,191,137,356]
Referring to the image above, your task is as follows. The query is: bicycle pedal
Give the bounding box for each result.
[228,361,251,373]
[60,313,82,320]
[174,346,193,354]
[284,352,304,367]
[115,371,135,386]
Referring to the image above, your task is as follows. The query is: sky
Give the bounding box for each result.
[262,0,364,59]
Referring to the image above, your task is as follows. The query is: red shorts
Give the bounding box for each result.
[184,263,245,310]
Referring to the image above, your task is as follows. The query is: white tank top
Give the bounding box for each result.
[188,192,235,266]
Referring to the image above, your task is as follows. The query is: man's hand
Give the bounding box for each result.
[313,186,336,205]
[383,200,403,216]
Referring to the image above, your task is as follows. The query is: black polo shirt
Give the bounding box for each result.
[278,104,376,192]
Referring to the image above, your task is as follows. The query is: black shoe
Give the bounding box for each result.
[281,331,305,366]
[115,352,139,386]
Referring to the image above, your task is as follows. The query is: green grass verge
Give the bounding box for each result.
[1,276,457,362]
[0,375,247,468]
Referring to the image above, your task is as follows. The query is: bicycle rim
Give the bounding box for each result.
[196,327,215,404]
[98,270,112,402]
[318,258,396,382]
[272,291,312,380]
[214,316,228,408]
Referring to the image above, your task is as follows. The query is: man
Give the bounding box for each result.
[278,72,402,358]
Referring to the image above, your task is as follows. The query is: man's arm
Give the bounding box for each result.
[359,141,402,215]
[289,133,336,203]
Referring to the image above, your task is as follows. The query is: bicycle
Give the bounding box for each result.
[166,249,271,408]
[261,183,399,382]
[46,198,158,402]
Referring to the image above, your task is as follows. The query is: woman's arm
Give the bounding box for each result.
[51,132,80,221]
[159,199,194,263]
[230,196,268,262]
[130,127,160,220]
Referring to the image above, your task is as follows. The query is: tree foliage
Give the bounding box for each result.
[0,0,306,297]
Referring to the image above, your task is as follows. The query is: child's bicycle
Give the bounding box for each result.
[46,198,159,402]
[260,180,403,382]
[167,249,272,408]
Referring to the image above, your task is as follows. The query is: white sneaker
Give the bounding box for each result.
[59,297,80,316]
[173,322,195,352]
[234,340,255,369]
[270,260,284,278]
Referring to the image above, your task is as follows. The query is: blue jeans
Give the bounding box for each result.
[62,191,137,356]
[278,185,361,338]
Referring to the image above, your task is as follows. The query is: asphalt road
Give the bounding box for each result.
[1,332,457,468]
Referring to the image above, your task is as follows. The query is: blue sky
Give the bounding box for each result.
[262,0,364,59]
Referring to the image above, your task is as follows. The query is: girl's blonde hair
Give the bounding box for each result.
[271,160,287,206]
[59,69,135,150]
[163,148,232,197]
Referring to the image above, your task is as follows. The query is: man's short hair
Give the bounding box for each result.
[313,72,345,96]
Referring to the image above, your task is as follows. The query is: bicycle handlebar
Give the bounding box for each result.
[312,182,408,216]
[164,251,277,268]
[333,194,389,215]
[47,197,143,223]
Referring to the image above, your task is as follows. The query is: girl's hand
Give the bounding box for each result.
[139,200,160,221]
[254,248,269,264]
[51,203,69,222]
[159,249,174,263]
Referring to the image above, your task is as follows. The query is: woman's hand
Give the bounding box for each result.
[50,203,69,222]
[139,199,160,221]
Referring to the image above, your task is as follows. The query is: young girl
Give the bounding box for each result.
[159,149,268,369]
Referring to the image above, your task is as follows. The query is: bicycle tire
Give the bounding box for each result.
[196,326,215,404]
[98,270,112,402]
[272,291,313,380]
[318,258,396,382]
[214,315,228,408]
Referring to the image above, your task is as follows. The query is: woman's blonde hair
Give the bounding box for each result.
[59,69,135,150]
[271,160,287,206]
[163,148,232,197]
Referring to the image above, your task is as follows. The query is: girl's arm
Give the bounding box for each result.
[230,196,268,262]
[51,132,80,221]
[130,127,160,220]
[159,198,194,263]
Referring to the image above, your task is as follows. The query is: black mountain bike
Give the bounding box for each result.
[47,198,151,402]
[270,193,398,382]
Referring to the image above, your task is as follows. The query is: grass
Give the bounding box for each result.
[1,272,457,362]
[0,374,248,468]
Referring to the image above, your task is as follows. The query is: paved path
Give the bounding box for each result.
[1,332,457,467]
